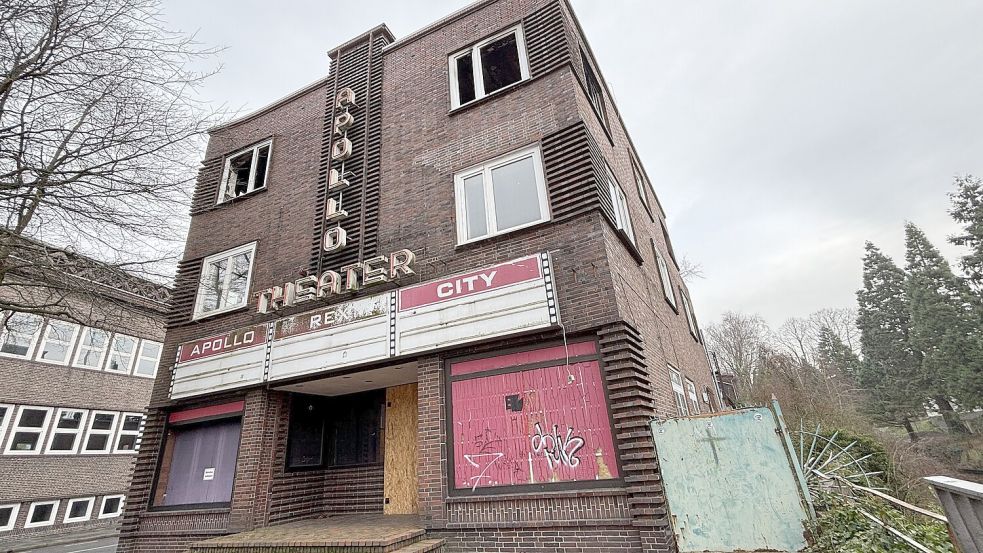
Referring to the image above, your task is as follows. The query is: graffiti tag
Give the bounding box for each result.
[530,422,585,470]
[463,452,504,491]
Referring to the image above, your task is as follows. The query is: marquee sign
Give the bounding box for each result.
[170,253,559,399]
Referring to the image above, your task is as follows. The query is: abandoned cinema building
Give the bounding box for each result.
[0,233,167,546]
[118,1,723,551]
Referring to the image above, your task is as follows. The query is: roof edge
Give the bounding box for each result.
[384,0,497,53]
[208,76,332,133]
[329,24,395,58]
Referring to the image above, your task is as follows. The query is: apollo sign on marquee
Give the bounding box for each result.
[169,254,559,399]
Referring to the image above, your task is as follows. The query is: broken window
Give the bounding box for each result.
[287,391,383,470]
[581,49,607,128]
[219,140,272,202]
[449,26,529,109]
[193,243,256,320]
[669,367,689,416]
[686,378,701,415]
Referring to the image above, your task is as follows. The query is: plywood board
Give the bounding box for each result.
[384,383,418,514]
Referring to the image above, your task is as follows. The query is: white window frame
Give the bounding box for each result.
[217,139,273,204]
[81,411,119,454]
[0,503,19,532]
[34,319,80,366]
[685,378,701,415]
[63,497,95,523]
[4,405,53,455]
[113,412,144,454]
[606,164,636,245]
[0,312,43,360]
[98,495,124,519]
[448,25,530,109]
[669,366,689,416]
[104,333,138,374]
[0,403,13,447]
[24,500,59,528]
[132,340,162,378]
[73,327,110,370]
[631,159,651,213]
[193,242,258,320]
[653,246,677,309]
[44,408,89,455]
[454,145,549,245]
[680,288,700,340]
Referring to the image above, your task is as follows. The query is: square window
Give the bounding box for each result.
[0,504,19,531]
[64,497,94,523]
[454,145,549,244]
[24,500,59,528]
[287,391,382,470]
[73,328,109,369]
[193,243,257,320]
[133,341,162,378]
[581,48,607,128]
[686,378,701,415]
[4,406,53,455]
[36,320,80,364]
[153,417,242,507]
[449,26,529,109]
[0,312,42,358]
[652,243,677,310]
[606,164,635,245]
[105,334,138,373]
[98,495,124,519]
[669,366,689,417]
[218,140,272,203]
[82,411,118,454]
[45,408,88,454]
[114,413,143,453]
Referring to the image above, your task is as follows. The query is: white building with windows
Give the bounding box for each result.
[0,235,168,545]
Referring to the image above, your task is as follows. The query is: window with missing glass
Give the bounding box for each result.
[36,320,79,365]
[0,312,42,358]
[105,334,137,373]
[0,503,19,531]
[581,48,607,128]
[449,25,529,109]
[74,327,109,369]
[454,145,549,244]
[4,406,53,455]
[669,366,689,416]
[218,140,272,203]
[286,391,383,470]
[133,341,162,377]
[193,242,256,320]
[45,408,88,454]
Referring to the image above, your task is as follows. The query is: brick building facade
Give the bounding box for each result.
[0,237,168,545]
[119,1,721,551]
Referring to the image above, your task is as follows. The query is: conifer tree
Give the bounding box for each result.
[856,242,923,437]
[816,326,861,379]
[904,223,980,433]
[949,175,983,292]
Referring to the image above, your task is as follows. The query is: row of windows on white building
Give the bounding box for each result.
[0,404,143,456]
[0,494,124,532]
[0,312,162,378]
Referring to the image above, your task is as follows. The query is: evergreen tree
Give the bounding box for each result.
[816,326,861,380]
[856,242,923,437]
[904,223,980,432]
[949,175,983,292]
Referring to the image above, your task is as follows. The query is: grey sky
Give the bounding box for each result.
[160,0,983,327]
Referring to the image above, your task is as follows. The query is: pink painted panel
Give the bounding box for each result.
[451,341,596,377]
[398,255,541,311]
[177,324,268,363]
[451,358,619,491]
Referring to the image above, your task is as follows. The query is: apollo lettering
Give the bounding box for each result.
[189,330,257,357]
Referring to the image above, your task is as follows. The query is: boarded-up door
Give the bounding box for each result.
[384,383,418,514]
[652,407,809,552]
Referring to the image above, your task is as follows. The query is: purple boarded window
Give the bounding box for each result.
[160,419,241,506]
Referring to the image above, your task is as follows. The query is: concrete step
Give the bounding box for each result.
[390,538,446,553]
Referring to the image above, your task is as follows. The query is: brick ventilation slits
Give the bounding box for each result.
[523,0,571,78]
[541,121,615,223]
[188,157,224,216]
[165,258,202,328]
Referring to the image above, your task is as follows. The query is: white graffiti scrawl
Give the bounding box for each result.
[530,422,585,470]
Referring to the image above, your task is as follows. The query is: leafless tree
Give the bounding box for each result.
[0,0,221,321]
[704,311,769,402]
[677,254,704,283]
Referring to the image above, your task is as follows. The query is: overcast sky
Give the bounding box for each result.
[159,0,983,328]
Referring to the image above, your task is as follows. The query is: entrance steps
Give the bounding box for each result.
[189,515,445,553]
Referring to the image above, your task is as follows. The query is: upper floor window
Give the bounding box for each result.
[631,158,651,215]
[454,145,548,244]
[133,341,162,378]
[581,48,607,128]
[652,243,677,310]
[37,320,79,365]
[46,408,87,454]
[82,411,118,454]
[0,503,19,531]
[606,164,635,245]
[449,25,529,109]
[685,378,701,415]
[194,242,257,320]
[218,140,272,203]
[105,334,137,373]
[74,327,109,369]
[661,220,677,266]
[0,312,42,358]
[669,366,688,416]
[680,287,700,340]
[4,406,53,455]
